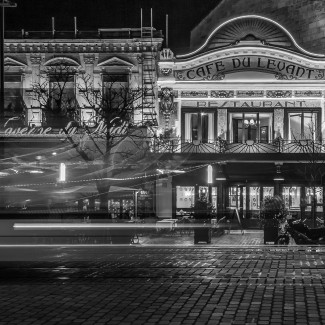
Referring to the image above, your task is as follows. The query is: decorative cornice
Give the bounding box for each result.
[4,40,162,54]
[266,90,292,98]
[211,90,234,98]
[237,90,264,97]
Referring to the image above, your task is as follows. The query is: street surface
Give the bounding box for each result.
[0,244,325,324]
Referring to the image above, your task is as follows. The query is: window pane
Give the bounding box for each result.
[191,114,199,141]
[102,74,128,83]
[304,113,316,139]
[249,187,260,210]
[176,186,195,209]
[289,113,302,139]
[283,187,301,210]
[201,114,209,143]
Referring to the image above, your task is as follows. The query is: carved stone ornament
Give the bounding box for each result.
[159,87,176,128]
[237,90,264,97]
[211,90,234,98]
[294,90,322,97]
[30,55,42,65]
[160,68,172,76]
[266,90,292,98]
[202,73,225,81]
[275,73,297,80]
[159,48,174,61]
[181,91,208,98]
[83,55,96,64]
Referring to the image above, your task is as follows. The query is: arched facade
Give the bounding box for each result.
[157,10,325,226]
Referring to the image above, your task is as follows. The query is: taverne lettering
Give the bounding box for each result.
[176,55,324,80]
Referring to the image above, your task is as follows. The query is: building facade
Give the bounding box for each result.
[2,0,325,227]
[0,27,163,217]
[155,0,325,226]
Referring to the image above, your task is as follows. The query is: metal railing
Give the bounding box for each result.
[149,137,325,154]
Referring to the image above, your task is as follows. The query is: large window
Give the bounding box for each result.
[49,73,76,111]
[183,112,214,143]
[229,112,273,143]
[288,112,317,140]
[4,74,24,115]
[102,73,129,110]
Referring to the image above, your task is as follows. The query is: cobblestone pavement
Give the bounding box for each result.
[1,245,325,324]
[140,231,265,246]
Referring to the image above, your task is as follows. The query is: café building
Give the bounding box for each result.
[155,0,325,225]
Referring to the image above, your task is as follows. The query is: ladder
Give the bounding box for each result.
[140,17,158,126]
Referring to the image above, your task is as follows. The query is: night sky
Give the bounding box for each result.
[4,0,222,54]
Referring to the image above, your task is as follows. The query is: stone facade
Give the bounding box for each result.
[190,0,325,54]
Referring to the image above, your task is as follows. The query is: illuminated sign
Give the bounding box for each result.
[175,55,325,81]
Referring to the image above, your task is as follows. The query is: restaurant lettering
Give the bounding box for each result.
[175,55,325,81]
[196,100,321,108]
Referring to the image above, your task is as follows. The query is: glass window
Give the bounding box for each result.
[283,187,301,210]
[305,187,323,212]
[27,108,42,127]
[288,112,317,140]
[229,112,272,143]
[184,112,214,143]
[49,73,76,111]
[263,187,274,200]
[176,186,194,209]
[212,187,217,210]
[4,74,23,115]
[229,187,240,208]
[102,73,129,110]
[249,187,260,210]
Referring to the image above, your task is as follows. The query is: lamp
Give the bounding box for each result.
[59,163,66,182]
[207,165,213,184]
[273,164,284,181]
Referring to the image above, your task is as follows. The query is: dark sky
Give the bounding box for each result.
[4,0,222,54]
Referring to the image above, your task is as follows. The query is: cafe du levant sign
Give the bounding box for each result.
[175,55,325,81]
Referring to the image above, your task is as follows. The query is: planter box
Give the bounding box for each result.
[264,219,279,245]
[194,227,211,244]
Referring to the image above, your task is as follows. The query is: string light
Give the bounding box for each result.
[3,162,221,189]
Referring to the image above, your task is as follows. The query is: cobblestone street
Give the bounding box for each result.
[1,245,325,324]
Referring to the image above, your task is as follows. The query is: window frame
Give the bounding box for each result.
[181,108,217,144]
[227,109,274,143]
[285,109,321,141]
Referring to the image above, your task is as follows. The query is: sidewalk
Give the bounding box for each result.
[0,245,324,324]
[140,230,265,246]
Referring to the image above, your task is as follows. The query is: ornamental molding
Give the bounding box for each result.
[211,90,234,98]
[237,90,264,97]
[44,56,80,66]
[97,56,134,68]
[83,55,96,65]
[181,91,208,98]
[4,57,27,67]
[294,90,323,97]
[172,48,325,81]
[160,48,174,61]
[30,55,42,65]
[4,41,160,53]
[266,90,292,98]
[174,48,325,70]
[160,68,172,76]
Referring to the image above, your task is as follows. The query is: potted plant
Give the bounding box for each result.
[193,191,213,244]
[260,195,288,244]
